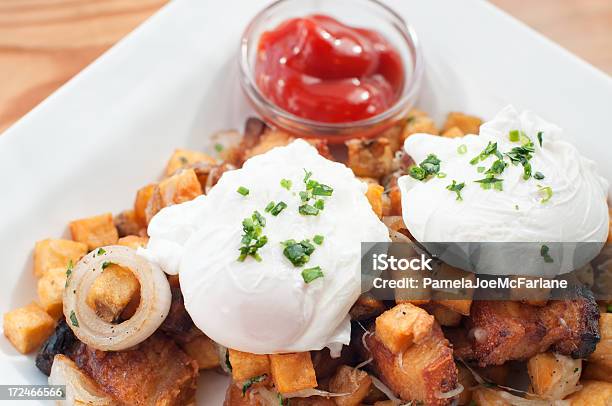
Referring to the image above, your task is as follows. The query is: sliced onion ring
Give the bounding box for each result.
[63,245,171,351]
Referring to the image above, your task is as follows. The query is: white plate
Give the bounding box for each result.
[0,0,610,404]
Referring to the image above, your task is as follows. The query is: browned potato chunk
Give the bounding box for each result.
[375,303,434,353]
[69,213,119,250]
[134,183,156,227]
[180,334,220,370]
[471,387,511,405]
[388,185,402,216]
[165,148,216,177]
[401,112,439,142]
[85,264,140,322]
[329,365,372,406]
[3,303,55,354]
[566,380,612,405]
[244,130,294,160]
[442,112,483,135]
[37,267,67,319]
[427,303,462,327]
[117,235,149,250]
[158,168,203,206]
[527,352,581,400]
[269,352,317,394]
[228,349,271,381]
[349,293,385,321]
[365,183,384,219]
[346,138,394,179]
[441,126,464,138]
[113,209,141,238]
[34,238,87,278]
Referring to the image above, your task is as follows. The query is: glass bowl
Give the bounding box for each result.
[239,0,424,141]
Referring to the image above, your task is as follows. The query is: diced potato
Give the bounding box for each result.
[590,313,612,367]
[442,112,483,135]
[379,125,403,152]
[527,352,581,400]
[401,113,439,142]
[583,361,612,383]
[34,238,87,278]
[85,264,140,322]
[244,131,294,160]
[134,183,156,227]
[69,213,119,250]
[457,363,476,405]
[509,275,551,306]
[349,293,385,321]
[269,352,317,394]
[388,185,402,216]
[228,349,271,381]
[471,387,511,405]
[434,300,472,317]
[427,303,462,327]
[365,183,384,219]
[346,138,394,179]
[566,380,612,406]
[375,303,434,353]
[165,148,216,177]
[180,335,220,370]
[328,366,372,406]
[158,168,203,207]
[3,303,55,354]
[37,267,67,319]
[441,126,465,138]
[117,235,149,250]
[432,264,474,316]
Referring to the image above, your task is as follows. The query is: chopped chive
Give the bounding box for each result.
[446,180,465,201]
[408,166,427,181]
[237,186,249,196]
[534,171,545,180]
[215,143,224,153]
[65,260,74,287]
[457,144,468,155]
[313,235,324,245]
[280,179,292,190]
[408,154,441,181]
[477,166,485,173]
[101,261,112,270]
[437,172,447,178]
[314,199,325,210]
[264,201,275,212]
[470,142,500,165]
[494,181,503,191]
[69,310,79,327]
[312,183,333,196]
[540,244,554,263]
[538,186,553,203]
[537,131,543,147]
[509,129,520,142]
[238,211,267,262]
[270,201,287,216]
[515,204,519,210]
[97,248,106,256]
[301,266,324,283]
[282,239,315,267]
[303,169,313,183]
[299,204,319,216]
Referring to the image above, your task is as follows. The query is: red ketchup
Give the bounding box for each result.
[255,14,405,123]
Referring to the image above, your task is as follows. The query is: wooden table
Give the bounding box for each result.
[0,0,610,133]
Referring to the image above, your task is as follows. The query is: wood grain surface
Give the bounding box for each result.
[0,0,610,134]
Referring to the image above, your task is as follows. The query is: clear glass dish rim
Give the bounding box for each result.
[239,0,425,133]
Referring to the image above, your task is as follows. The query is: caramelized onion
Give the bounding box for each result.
[63,245,171,351]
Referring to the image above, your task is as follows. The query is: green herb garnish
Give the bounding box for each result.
[408,154,441,181]
[299,204,319,216]
[486,159,508,175]
[301,266,324,283]
[509,129,520,142]
[101,261,112,270]
[408,166,427,181]
[238,211,268,262]
[470,142,502,165]
[313,235,324,245]
[314,199,325,210]
[457,144,467,155]
[537,131,543,147]
[69,310,79,327]
[280,179,292,190]
[282,239,315,267]
[237,186,250,196]
[270,201,287,216]
[297,169,333,214]
[475,175,503,191]
[97,248,106,256]
[264,201,275,212]
[446,180,465,201]
[437,172,447,178]
[477,166,485,173]
[541,244,554,263]
[225,351,232,371]
[538,186,553,203]
[534,171,545,180]
[505,142,535,180]
[242,374,267,396]
[215,143,224,153]
[65,260,74,287]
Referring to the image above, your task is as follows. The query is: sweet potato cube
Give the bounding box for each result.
[158,168,203,207]
[228,349,270,381]
[69,213,118,250]
[117,235,149,250]
[365,183,384,219]
[134,183,157,227]
[375,303,434,353]
[86,264,140,322]
[441,126,465,138]
[566,380,612,406]
[527,352,581,400]
[3,303,55,354]
[37,267,67,319]
[329,365,372,406]
[180,335,220,370]
[401,114,439,142]
[442,112,483,135]
[34,238,87,278]
[269,352,317,394]
[165,148,216,177]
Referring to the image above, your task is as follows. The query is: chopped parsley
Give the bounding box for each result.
[470,142,502,165]
[446,180,465,201]
[408,154,441,181]
[314,199,325,210]
[69,310,79,327]
[534,171,545,180]
[486,159,508,175]
[215,143,224,153]
[270,201,287,216]
[282,239,315,267]
[301,266,324,283]
[242,374,267,396]
[237,186,250,196]
[475,175,503,191]
[540,245,554,263]
[97,248,106,256]
[477,166,485,173]
[313,235,324,245]
[65,260,74,287]
[574,367,580,373]
[537,131,543,147]
[238,211,267,262]
[280,179,292,190]
[457,144,468,155]
[505,142,535,180]
[538,186,553,203]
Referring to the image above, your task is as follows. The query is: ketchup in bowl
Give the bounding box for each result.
[255,14,405,123]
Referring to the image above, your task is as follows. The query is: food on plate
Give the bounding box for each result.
[3,105,611,405]
[255,15,404,123]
